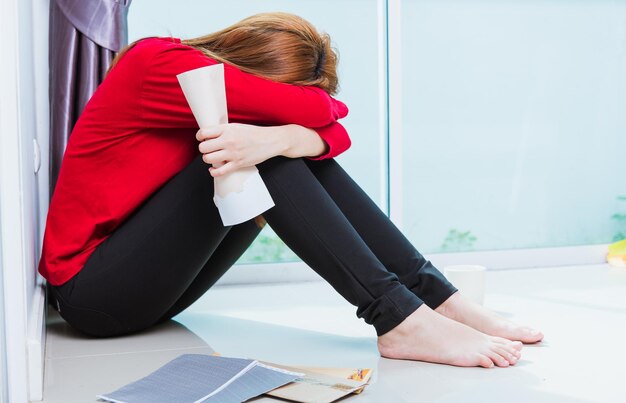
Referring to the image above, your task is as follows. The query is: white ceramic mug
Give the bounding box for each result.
[443,265,487,305]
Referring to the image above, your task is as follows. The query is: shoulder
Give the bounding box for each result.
[126,37,217,75]
[131,37,183,53]
[124,37,188,64]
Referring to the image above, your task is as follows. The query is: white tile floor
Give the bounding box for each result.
[42,264,626,403]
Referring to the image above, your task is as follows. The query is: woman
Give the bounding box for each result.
[40,12,542,368]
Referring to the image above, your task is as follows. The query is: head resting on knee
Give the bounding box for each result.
[182,12,339,95]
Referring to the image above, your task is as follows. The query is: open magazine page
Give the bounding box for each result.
[262,362,371,403]
[202,363,303,403]
[98,355,301,403]
[97,355,255,403]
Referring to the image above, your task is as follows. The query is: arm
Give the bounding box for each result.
[197,122,351,177]
[307,122,351,160]
[140,41,348,128]
[222,63,348,127]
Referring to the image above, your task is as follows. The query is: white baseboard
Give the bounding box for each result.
[216,262,323,286]
[27,284,45,402]
[426,244,609,271]
[216,244,609,286]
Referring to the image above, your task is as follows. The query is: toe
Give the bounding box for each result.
[493,337,521,350]
[478,354,495,368]
[511,340,523,350]
[493,336,514,345]
[522,328,544,343]
[487,351,510,367]
[501,341,523,356]
[495,347,518,365]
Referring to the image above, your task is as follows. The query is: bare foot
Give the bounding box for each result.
[436,292,544,344]
[377,304,522,368]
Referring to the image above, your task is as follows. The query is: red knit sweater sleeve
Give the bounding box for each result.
[139,38,349,129]
[308,122,351,160]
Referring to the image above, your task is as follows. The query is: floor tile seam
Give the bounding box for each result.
[44,345,213,360]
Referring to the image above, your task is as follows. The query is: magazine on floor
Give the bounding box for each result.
[97,354,302,403]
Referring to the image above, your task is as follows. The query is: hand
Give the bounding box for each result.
[196,123,282,177]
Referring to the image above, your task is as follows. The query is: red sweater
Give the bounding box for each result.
[39,37,350,286]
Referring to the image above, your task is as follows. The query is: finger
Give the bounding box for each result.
[209,161,238,177]
[202,150,230,166]
[198,138,226,154]
[195,126,224,142]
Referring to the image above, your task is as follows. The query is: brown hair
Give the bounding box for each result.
[110,12,339,94]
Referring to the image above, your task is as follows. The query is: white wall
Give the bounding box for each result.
[0,223,8,403]
[33,0,50,250]
[0,0,30,397]
[0,0,49,401]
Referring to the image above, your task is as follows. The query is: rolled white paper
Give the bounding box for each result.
[177,64,275,226]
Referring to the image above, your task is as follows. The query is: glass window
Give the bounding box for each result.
[129,0,624,263]
[128,0,387,263]
[400,0,626,253]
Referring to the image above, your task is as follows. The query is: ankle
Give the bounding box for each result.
[435,292,460,319]
[378,305,430,345]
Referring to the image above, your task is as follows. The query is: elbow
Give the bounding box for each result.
[299,88,349,128]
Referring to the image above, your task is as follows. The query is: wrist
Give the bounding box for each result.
[280,125,326,158]
[269,125,292,157]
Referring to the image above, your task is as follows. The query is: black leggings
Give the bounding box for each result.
[49,155,456,337]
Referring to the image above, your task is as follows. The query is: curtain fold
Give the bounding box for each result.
[49,0,131,196]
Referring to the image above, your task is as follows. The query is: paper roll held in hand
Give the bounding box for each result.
[177,64,275,226]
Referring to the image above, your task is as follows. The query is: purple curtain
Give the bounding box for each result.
[49,0,131,196]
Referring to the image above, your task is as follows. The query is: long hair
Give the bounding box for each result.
[110,12,339,94]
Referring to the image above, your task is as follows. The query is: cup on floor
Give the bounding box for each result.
[443,265,486,305]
